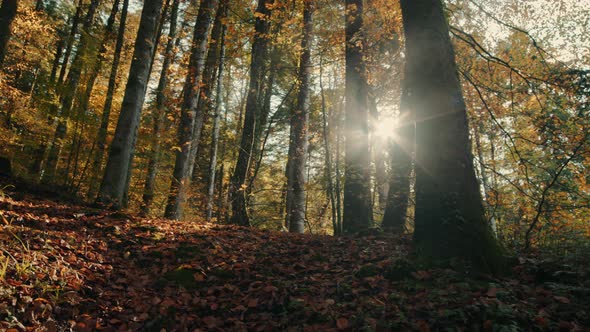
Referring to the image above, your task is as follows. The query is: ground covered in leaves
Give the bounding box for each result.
[1,186,589,331]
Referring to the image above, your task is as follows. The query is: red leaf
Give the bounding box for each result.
[336,317,348,329]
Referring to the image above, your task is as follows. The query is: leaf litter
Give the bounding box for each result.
[1,192,589,331]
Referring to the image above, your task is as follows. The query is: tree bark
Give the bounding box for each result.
[97,0,163,208]
[140,0,181,215]
[343,0,373,233]
[205,0,228,222]
[188,0,227,182]
[319,55,338,235]
[382,81,414,232]
[0,0,17,68]
[87,0,129,199]
[164,0,219,219]
[286,0,313,233]
[401,0,503,271]
[228,0,274,226]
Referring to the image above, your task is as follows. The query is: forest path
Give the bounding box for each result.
[0,187,588,331]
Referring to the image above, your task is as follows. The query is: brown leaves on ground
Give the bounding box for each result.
[1,192,589,331]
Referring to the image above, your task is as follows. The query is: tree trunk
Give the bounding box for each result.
[228,0,274,226]
[140,0,180,215]
[97,0,163,208]
[87,0,129,199]
[319,56,338,235]
[382,81,414,232]
[0,0,17,68]
[205,0,228,222]
[164,0,219,219]
[57,0,83,86]
[401,0,503,271]
[286,1,313,234]
[188,0,227,182]
[76,0,120,123]
[343,0,373,233]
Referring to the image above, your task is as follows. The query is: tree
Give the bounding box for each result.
[42,0,100,183]
[88,0,129,199]
[140,0,181,215]
[343,0,373,233]
[401,0,503,270]
[98,0,164,208]
[205,0,228,222]
[0,0,17,68]
[286,0,313,233]
[229,0,274,227]
[164,0,219,219]
[382,80,413,233]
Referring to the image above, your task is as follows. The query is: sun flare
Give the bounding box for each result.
[373,116,399,141]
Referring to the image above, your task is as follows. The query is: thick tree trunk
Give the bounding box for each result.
[205,0,228,222]
[141,0,181,215]
[401,0,503,271]
[286,1,313,234]
[382,81,414,232]
[164,0,219,219]
[87,0,129,199]
[42,0,100,183]
[0,0,17,68]
[343,0,373,233]
[97,0,163,208]
[229,0,274,227]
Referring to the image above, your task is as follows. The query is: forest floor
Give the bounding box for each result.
[0,181,589,331]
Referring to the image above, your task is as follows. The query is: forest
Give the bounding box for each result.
[0,0,589,330]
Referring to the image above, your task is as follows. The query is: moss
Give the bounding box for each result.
[162,267,201,289]
[209,268,235,280]
[356,264,380,278]
[384,258,416,281]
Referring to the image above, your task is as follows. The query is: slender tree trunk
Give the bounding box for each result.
[97,0,163,207]
[229,0,274,226]
[49,37,64,84]
[382,81,414,232]
[140,0,180,215]
[286,1,313,233]
[401,0,503,271]
[88,0,129,199]
[319,56,337,235]
[205,0,228,222]
[57,0,83,86]
[0,0,17,68]
[343,0,373,233]
[77,0,120,121]
[164,0,219,219]
[43,0,100,183]
[188,0,227,181]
